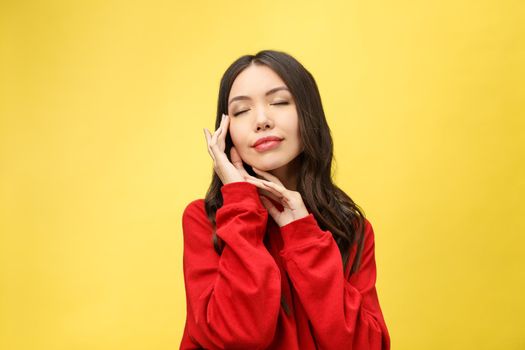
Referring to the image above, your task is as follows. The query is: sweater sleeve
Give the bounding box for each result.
[278,214,390,350]
[181,182,281,350]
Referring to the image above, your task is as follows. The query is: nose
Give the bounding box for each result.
[255,106,273,131]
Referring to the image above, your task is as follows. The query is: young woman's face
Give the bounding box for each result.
[227,64,303,172]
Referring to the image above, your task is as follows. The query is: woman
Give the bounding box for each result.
[180,50,390,349]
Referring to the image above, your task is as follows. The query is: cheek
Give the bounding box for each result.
[286,118,302,149]
[228,124,243,147]
[283,116,300,137]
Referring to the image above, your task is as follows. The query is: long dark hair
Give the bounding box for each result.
[204,49,366,316]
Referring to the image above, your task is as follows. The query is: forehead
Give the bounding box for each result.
[229,64,288,99]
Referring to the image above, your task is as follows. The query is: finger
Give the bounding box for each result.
[261,180,290,202]
[259,181,288,202]
[214,114,227,137]
[244,176,282,201]
[218,114,229,144]
[245,173,264,183]
[245,178,269,191]
[211,124,223,144]
[203,128,216,161]
[250,179,291,208]
[260,179,289,198]
[210,142,228,163]
[212,115,229,154]
[211,114,227,142]
[252,167,284,186]
[256,186,281,203]
[245,178,284,201]
[210,118,230,160]
[230,147,250,176]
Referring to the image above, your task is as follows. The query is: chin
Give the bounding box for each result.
[246,157,290,172]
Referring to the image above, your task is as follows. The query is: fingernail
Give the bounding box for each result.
[222,114,225,120]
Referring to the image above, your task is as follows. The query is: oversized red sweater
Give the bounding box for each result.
[180,181,390,349]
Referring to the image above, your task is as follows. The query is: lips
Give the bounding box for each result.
[252,136,283,147]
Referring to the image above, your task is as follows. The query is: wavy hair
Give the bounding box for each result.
[203,49,366,316]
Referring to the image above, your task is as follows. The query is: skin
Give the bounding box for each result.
[204,63,309,227]
[227,64,303,192]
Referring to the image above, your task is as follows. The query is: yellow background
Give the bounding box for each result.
[1,0,524,349]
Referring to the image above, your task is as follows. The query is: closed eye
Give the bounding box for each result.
[233,109,249,117]
[233,102,288,116]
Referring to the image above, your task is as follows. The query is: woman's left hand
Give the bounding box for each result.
[244,167,309,227]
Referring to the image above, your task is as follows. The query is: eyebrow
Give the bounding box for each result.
[228,86,290,106]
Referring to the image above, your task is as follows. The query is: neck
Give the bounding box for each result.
[258,156,300,191]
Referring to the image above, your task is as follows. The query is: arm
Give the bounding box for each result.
[181,182,281,350]
[278,214,390,350]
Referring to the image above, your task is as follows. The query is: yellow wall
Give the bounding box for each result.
[1,1,524,349]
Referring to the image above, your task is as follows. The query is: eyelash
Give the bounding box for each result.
[233,102,289,117]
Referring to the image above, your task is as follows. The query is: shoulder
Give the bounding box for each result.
[363,217,374,238]
[362,216,376,250]
[181,198,219,265]
[347,216,376,274]
[182,198,206,220]
[182,198,212,238]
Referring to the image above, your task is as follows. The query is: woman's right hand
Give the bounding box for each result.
[204,114,282,204]
[204,113,246,185]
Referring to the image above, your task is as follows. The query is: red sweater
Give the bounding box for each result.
[180,181,390,350]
